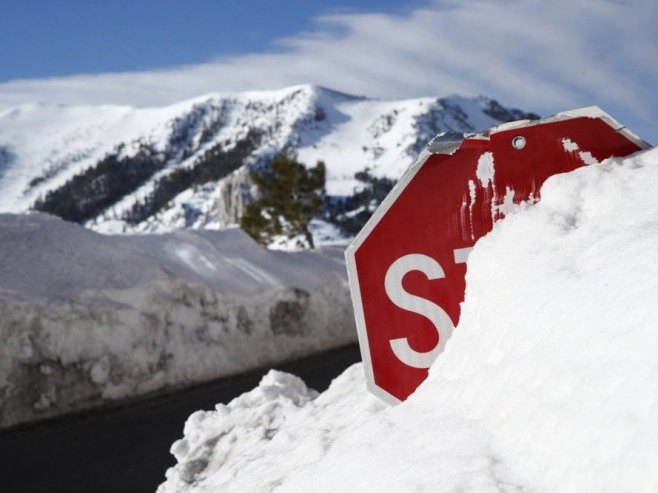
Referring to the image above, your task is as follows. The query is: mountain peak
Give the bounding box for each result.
[0,87,540,235]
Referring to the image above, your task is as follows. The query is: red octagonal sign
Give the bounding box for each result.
[345,107,650,404]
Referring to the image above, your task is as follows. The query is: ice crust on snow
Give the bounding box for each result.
[160,146,658,492]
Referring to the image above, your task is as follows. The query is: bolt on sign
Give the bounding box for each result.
[345,107,650,404]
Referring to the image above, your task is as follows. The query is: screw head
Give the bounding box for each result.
[512,135,526,150]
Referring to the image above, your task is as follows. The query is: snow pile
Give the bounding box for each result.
[0,214,356,429]
[159,366,384,493]
[159,146,658,492]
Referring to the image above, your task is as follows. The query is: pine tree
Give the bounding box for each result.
[241,151,326,248]
[325,167,395,235]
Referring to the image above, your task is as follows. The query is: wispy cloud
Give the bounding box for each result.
[1,0,656,140]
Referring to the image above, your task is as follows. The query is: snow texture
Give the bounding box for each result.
[476,151,495,187]
[160,146,658,492]
[0,213,355,428]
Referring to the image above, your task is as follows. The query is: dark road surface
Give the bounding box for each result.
[0,344,361,493]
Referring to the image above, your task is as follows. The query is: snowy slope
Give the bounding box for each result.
[0,85,536,234]
[159,146,658,492]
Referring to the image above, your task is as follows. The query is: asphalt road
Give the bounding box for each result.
[0,344,361,493]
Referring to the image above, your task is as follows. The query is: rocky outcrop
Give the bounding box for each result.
[214,165,254,227]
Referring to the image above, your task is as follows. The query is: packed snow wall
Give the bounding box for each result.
[0,213,356,429]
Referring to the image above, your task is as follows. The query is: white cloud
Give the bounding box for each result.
[1,0,656,141]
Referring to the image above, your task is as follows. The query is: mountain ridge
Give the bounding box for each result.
[0,84,539,235]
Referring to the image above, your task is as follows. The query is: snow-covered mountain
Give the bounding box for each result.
[0,85,537,235]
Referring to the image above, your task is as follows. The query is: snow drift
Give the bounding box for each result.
[159,146,658,492]
[0,213,355,429]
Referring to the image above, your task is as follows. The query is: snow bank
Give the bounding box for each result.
[159,146,658,492]
[0,214,356,428]
[159,367,384,492]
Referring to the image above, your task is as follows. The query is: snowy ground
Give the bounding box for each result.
[159,146,658,492]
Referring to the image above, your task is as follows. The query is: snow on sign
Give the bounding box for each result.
[345,106,650,404]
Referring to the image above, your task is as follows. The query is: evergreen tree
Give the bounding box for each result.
[326,168,396,235]
[32,143,165,223]
[241,151,325,249]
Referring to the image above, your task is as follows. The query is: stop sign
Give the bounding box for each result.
[345,107,649,404]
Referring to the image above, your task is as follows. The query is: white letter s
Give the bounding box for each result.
[384,254,454,369]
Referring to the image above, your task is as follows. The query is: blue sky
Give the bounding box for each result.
[0,0,421,81]
[1,0,656,142]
